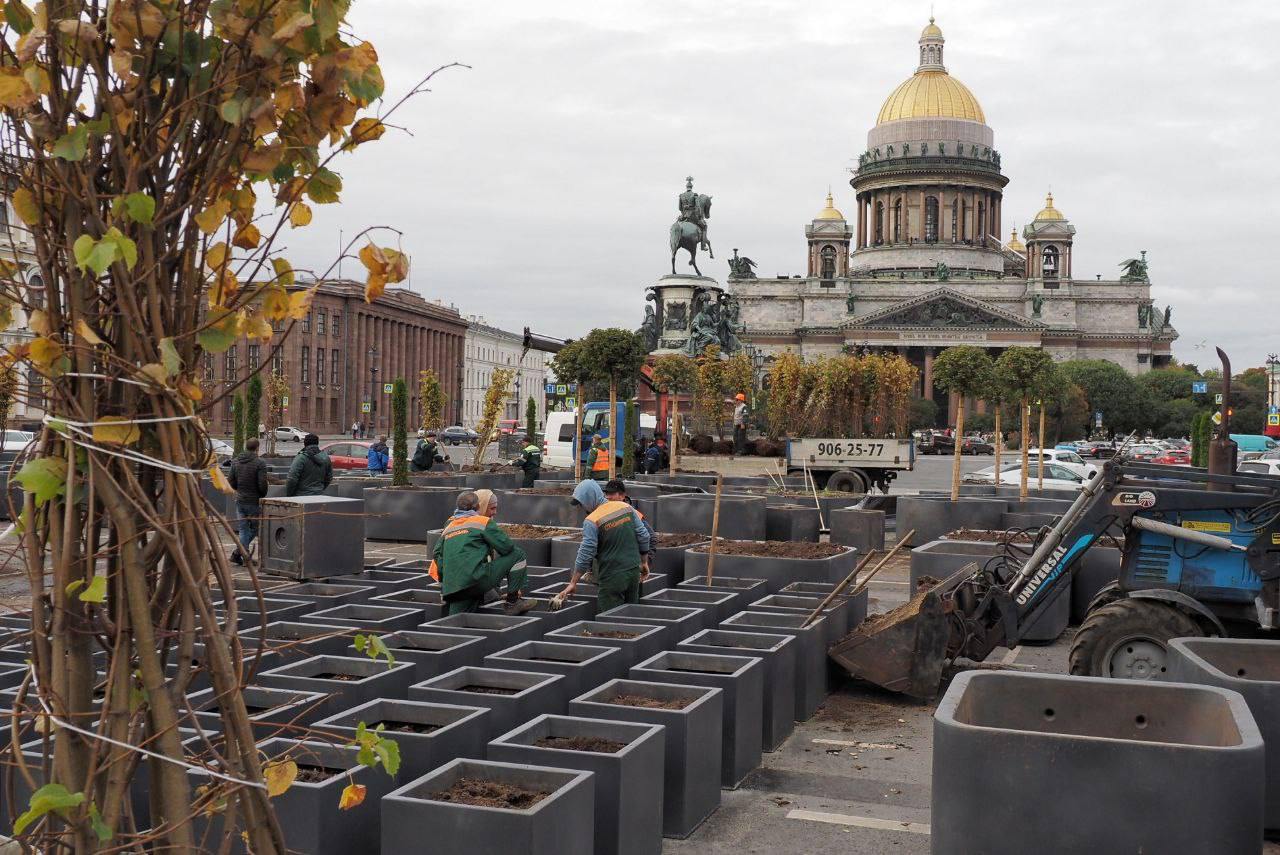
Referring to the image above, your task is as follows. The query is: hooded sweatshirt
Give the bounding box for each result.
[286,444,333,496]
[571,479,649,578]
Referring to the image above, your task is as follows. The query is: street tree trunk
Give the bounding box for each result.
[671,406,680,474]
[574,390,585,482]
[1020,399,1031,499]
[993,405,1003,488]
[951,399,965,502]
[609,379,618,480]
[1037,402,1047,490]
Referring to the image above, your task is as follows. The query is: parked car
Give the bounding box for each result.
[2,430,33,452]
[963,461,1085,490]
[321,441,399,471]
[208,438,234,459]
[274,426,308,443]
[1024,448,1098,479]
[1124,444,1163,462]
[916,431,955,455]
[1054,441,1084,452]
[1151,449,1191,466]
[961,437,994,455]
[439,425,478,445]
[1239,460,1280,477]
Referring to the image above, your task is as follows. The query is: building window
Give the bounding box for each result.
[302,312,311,333]
[820,245,836,280]
[925,196,939,243]
[873,201,884,245]
[316,347,325,386]
[224,347,238,380]
[203,354,214,381]
[1042,245,1059,279]
[271,317,283,332]
[330,398,339,423]
[300,345,310,384]
[977,202,986,244]
[332,311,341,337]
[331,349,340,385]
[317,310,326,336]
[248,344,260,371]
[271,344,284,374]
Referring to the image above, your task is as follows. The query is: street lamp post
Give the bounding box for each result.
[368,345,379,435]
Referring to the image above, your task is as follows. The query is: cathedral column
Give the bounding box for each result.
[918,187,926,241]
[855,194,863,249]
[923,348,935,401]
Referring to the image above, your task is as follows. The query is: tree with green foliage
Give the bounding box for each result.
[419,369,445,432]
[246,374,263,443]
[392,378,409,486]
[232,394,246,455]
[651,353,699,470]
[525,397,538,443]
[578,329,648,478]
[1058,360,1145,436]
[909,396,939,431]
[934,346,995,501]
[996,347,1057,498]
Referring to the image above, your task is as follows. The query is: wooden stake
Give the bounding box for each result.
[802,529,915,627]
[1037,402,1046,490]
[609,378,618,480]
[806,462,827,533]
[573,389,585,482]
[705,473,724,586]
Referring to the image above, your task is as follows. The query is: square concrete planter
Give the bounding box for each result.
[347,630,486,681]
[488,714,665,855]
[463,471,525,490]
[256,655,417,717]
[420,612,543,654]
[569,678,721,839]
[302,603,424,633]
[765,505,820,543]
[381,758,594,855]
[485,640,625,699]
[316,697,490,779]
[678,575,769,612]
[678,628,796,750]
[655,493,766,540]
[779,580,850,598]
[348,568,433,593]
[409,666,566,737]
[553,531,707,582]
[932,671,1264,855]
[909,539,1000,587]
[254,620,359,661]
[829,507,885,552]
[217,596,311,629]
[1166,637,1280,829]
[642,587,738,627]
[721,610,829,720]
[186,684,328,738]
[896,495,1008,546]
[369,587,444,620]
[546,620,671,668]
[684,541,859,588]
[631,650,762,788]
[747,593,851,644]
[270,581,377,608]
[598,603,702,640]
[480,595,592,632]
[494,491,586,528]
[364,486,464,542]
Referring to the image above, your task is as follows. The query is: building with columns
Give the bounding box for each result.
[730,17,1176,423]
[463,317,549,429]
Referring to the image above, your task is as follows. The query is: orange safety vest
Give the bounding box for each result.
[427,514,490,581]
[591,442,611,472]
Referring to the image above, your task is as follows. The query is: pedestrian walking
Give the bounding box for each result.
[285,433,333,496]
[351,421,360,440]
[428,490,535,615]
[367,434,390,474]
[227,438,269,565]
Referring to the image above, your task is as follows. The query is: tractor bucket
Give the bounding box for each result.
[829,572,966,700]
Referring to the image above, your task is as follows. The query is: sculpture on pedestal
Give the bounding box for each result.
[717,293,742,353]
[1119,250,1150,283]
[1031,293,1043,318]
[670,176,714,276]
[727,248,757,279]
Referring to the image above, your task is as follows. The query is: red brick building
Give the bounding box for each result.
[210,280,468,436]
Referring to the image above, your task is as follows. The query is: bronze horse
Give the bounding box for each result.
[670,195,713,276]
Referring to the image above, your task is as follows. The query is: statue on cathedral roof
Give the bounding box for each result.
[727,248,757,279]
[1119,251,1150,283]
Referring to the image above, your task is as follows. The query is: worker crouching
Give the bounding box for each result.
[557,480,650,611]
[429,489,536,616]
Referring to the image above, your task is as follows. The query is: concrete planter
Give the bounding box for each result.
[348,630,486,681]
[256,620,359,660]
[463,471,524,490]
[896,495,1008,546]
[569,678,721,839]
[549,534,584,570]
[764,505,820,542]
[761,493,858,521]
[187,684,328,738]
[381,758,594,855]
[721,610,829,720]
[369,587,444,620]
[481,595,592,633]
[1166,637,1280,829]
[546,620,671,669]
[829,508,886,553]
[631,650,763,788]
[408,472,468,487]
[933,671,1264,855]
[747,593,852,645]
[488,714,665,855]
[420,612,542,654]
[678,628,796,751]
[315,698,490,779]
[642,588,738,627]
[363,486,464,542]
[494,491,585,527]
[598,603,702,640]
[532,577,670,619]
[216,596,311,629]
[256,655,417,718]
[550,534,706,581]
[270,582,377,608]
[635,472,720,490]
[325,476,390,500]
[409,666,566,737]
[655,493,766,540]
[1000,511,1057,531]
[485,640,625,698]
[348,568,433,593]
[779,580,852,599]
[302,603,424,633]
[684,542,859,588]
[677,576,769,615]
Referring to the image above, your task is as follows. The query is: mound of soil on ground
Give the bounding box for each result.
[691,540,849,559]
[711,440,734,455]
[689,435,714,454]
[515,486,575,495]
[749,439,785,457]
[652,532,709,548]
[535,735,625,753]
[429,777,550,809]
[607,693,692,710]
[499,524,578,539]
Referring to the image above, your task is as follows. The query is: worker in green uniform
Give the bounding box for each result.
[513,442,543,488]
[556,479,650,612]
[429,489,535,616]
[586,433,611,482]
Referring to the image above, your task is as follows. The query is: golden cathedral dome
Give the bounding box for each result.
[1033,192,1065,222]
[815,191,845,220]
[876,72,985,124]
[921,16,943,40]
[1006,226,1025,253]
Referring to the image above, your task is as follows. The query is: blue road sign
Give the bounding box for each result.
[1192,381,1208,394]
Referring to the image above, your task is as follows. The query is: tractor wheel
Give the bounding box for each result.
[826,469,868,494]
[1068,598,1203,679]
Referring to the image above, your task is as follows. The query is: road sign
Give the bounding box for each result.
[1192,381,1208,394]
[361,402,371,413]
[545,383,556,395]
[281,396,288,407]
[1094,411,1103,427]
[383,383,393,394]
[1212,411,1223,425]
[1214,393,1223,404]
[1269,414,1280,427]
[565,397,576,409]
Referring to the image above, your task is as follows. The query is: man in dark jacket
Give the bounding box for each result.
[513,442,542,488]
[286,433,333,496]
[228,438,269,565]
[368,434,390,474]
[411,429,444,472]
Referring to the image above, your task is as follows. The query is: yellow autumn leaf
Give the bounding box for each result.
[208,267,239,308]
[383,249,409,284]
[263,759,297,797]
[272,11,313,42]
[262,287,289,321]
[364,269,387,303]
[242,143,283,174]
[28,309,49,336]
[286,288,313,320]
[194,199,230,235]
[358,242,385,273]
[205,242,228,271]
[345,117,385,150]
[12,187,39,226]
[92,416,139,446]
[232,224,261,249]
[271,257,294,286]
[29,336,63,369]
[288,203,312,228]
[0,69,36,109]
[138,363,168,386]
[75,319,104,346]
[242,312,273,342]
[178,379,203,401]
[338,783,366,810]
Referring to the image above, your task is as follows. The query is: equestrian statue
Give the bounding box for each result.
[670,176,713,276]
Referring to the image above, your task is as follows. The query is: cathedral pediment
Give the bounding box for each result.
[844,288,1042,330]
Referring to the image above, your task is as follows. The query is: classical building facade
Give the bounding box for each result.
[209,280,469,436]
[463,317,549,429]
[730,18,1176,421]
[0,182,45,429]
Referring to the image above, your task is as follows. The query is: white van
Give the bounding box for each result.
[543,406,657,469]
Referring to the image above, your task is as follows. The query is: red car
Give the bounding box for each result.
[321,441,397,470]
[1151,449,1191,466]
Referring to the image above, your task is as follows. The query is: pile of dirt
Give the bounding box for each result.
[853,590,931,636]
[458,684,519,695]
[515,486,575,495]
[375,720,441,734]
[689,435,715,454]
[500,524,578,539]
[652,532,708,548]
[534,735,625,753]
[429,777,550,809]
[580,628,637,639]
[711,440,734,455]
[691,540,848,559]
[749,438,785,458]
[915,575,944,590]
[607,693,692,710]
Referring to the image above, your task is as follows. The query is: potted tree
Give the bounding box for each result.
[933,346,995,502]
[995,347,1058,499]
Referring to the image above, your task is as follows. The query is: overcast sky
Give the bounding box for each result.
[284,0,1279,371]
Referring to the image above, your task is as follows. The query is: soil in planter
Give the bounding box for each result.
[516,487,576,496]
[312,672,362,682]
[666,666,728,674]
[429,777,550,809]
[535,735,625,753]
[580,629,638,639]
[607,693,693,710]
[944,527,1123,549]
[692,539,847,559]
[374,719,442,734]
[559,531,705,547]
[295,764,345,783]
[499,524,578,539]
[458,464,518,473]
[458,684,519,695]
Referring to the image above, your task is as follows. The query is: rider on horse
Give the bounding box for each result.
[678,176,709,252]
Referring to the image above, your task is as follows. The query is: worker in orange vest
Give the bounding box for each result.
[428,490,534,616]
[586,433,611,482]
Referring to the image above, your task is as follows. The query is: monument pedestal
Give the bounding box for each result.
[649,274,722,356]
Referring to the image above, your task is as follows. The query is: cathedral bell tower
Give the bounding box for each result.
[806,192,851,280]
[1022,191,1076,288]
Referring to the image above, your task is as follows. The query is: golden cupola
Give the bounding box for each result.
[815,191,846,221]
[876,17,985,125]
[1005,226,1026,254]
[1033,192,1066,222]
